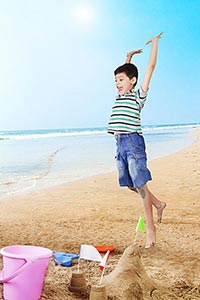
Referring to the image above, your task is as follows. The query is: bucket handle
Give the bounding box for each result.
[0,259,35,283]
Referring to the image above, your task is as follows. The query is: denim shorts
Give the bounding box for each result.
[115,132,152,188]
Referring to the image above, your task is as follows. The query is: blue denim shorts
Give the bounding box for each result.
[115,132,152,188]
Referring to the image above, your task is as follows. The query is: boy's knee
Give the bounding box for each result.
[137,186,146,199]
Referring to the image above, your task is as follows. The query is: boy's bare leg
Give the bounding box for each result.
[137,184,156,248]
[148,190,166,224]
[128,186,166,224]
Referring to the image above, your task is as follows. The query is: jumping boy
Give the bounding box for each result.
[107,32,166,248]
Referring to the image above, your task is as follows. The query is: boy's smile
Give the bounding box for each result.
[115,72,136,95]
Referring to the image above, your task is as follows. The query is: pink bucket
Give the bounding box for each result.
[0,245,52,300]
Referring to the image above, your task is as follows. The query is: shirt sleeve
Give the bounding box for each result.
[136,87,147,112]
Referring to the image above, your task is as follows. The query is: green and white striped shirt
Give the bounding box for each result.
[107,87,147,134]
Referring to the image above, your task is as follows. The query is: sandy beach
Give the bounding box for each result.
[0,129,200,300]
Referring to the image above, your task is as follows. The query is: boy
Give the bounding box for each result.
[108,32,166,248]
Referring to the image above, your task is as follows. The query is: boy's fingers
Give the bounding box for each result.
[146,32,163,45]
[127,49,143,56]
[157,32,163,39]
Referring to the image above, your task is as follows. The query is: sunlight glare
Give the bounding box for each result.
[71,3,95,25]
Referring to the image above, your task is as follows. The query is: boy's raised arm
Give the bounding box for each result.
[125,49,143,63]
[141,32,163,93]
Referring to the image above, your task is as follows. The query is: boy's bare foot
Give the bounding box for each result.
[145,226,156,249]
[157,201,166,224]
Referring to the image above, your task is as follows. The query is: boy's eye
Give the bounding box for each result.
[115,78,123,83]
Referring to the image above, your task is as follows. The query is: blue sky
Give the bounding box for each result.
[0,0,199,130]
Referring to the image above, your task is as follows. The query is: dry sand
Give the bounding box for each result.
[0,129,200,299]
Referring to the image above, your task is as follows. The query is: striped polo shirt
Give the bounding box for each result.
[107,87,147,134]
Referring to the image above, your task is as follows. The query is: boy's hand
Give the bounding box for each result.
[126,49,143,57]
[125,49,143,63]
[146,32,163,45]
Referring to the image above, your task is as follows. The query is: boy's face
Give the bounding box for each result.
[115,72,136,95]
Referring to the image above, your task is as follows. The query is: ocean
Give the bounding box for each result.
[0,123,199,200]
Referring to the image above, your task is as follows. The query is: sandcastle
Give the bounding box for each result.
[102,244,159,300]
[69,244,175,300]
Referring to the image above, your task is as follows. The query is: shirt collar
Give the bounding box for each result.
[117,89,136,98]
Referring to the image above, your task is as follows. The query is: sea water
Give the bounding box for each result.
[0,123,199,200]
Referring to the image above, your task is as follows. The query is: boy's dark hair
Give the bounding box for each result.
[114,63,138,87]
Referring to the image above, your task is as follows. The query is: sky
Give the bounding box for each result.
[0,0,199,131]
